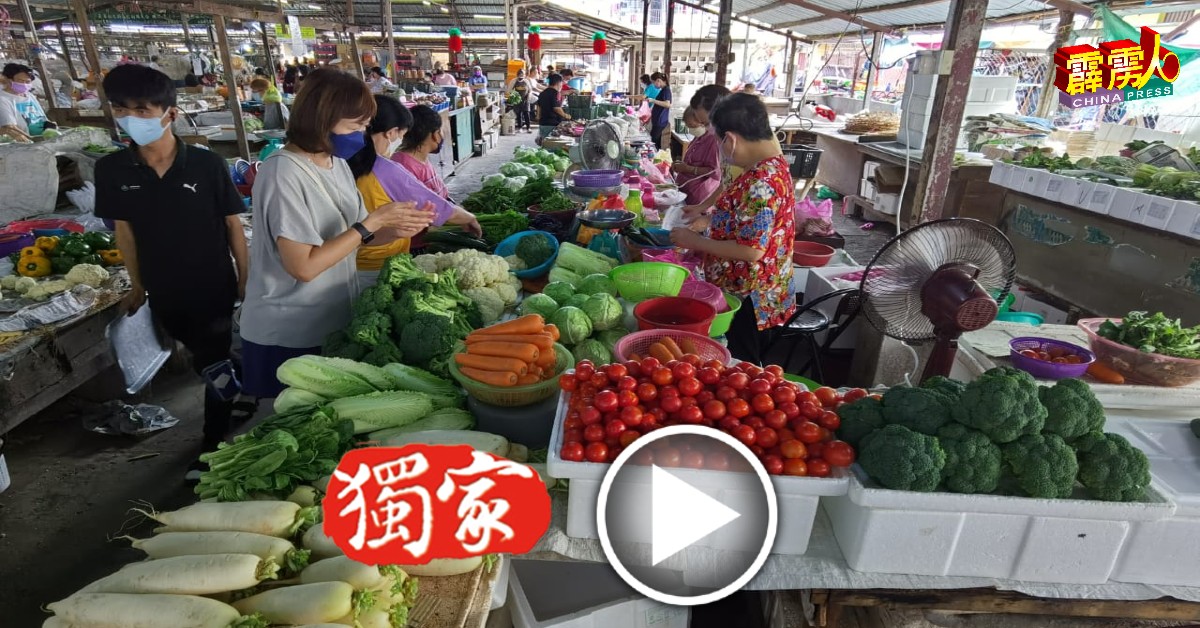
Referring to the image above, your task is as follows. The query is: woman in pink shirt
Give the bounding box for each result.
[671,106,721,205]
[394,104,451,199]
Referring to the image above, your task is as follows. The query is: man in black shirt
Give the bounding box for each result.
[537,73,571,141]
[93,64,251,482]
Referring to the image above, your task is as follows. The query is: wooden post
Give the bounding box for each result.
[382,0,396,81]
[56,22,79,80]
[69,0,114,133]
[1035,9,1073,119]
[663,0,675,79]
[16,0,60,111]
[641,0,650,76]
[784,37,797,101]
[714,0,734,86]
[862,33,881,110]
[346,0,363,77]
[214,15,251,160]
[911,0,988,224]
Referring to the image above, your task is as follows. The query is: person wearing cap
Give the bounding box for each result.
[468,65,488,95]
[0,63,48,142]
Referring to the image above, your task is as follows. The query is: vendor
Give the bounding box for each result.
[680,84,732,223]
[248,77,271,102]
[669,93,796,363]
[366,66,395,95]
[671,106,721,206]
[536,73,571,140]
[646,72,672,151]
[240,69,435,398]
[432,66,458,88]
[394,105,452,199]
[468,66,488,95]
[350,96,480,284]
[0,63,49,142]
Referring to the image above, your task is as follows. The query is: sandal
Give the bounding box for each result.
[231,399,259,425]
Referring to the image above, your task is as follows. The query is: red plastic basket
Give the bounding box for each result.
[1,219,83,234]
[633,296,717,335]
[613,329,731,364]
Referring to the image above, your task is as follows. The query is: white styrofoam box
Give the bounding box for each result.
[1011,166,1041,194]
[1166,200,1200,240]
[1056,177,1087,206]
[966,75,1019,103]
[490,554,510,610]
[508,559,689,628]
[1141,196,1177,230]
[874,192,899,216]
[803,265,866,351]
[824,466,1174,584]
[862,160,881,179]
[906,74,938,99]
[546,392,848,554]
[1021,296,1069,325]
[987,161,1011,187]
[1026,170,1051,200]
[1081,183,1118,215]
[1036,172,1069,203]
[1108,187,1150,223]
[1108,417,1200,586]
[859,178,877,202]
[1068,180,1096,208]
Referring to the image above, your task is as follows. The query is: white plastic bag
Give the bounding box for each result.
[66,182,96,213]
[662,205,688,230]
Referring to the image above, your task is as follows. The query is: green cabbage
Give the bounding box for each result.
[518,293,559,318]
[582,294,623,331]
[596,329,629,353]
[573,339,613,366]
[566,294,590,309]
[550,306,593,344]
[542,281,575,305]
[578,273,618,296]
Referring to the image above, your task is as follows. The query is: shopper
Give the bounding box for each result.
[536,73,570,140]
[672,106,721,206]
[639,73,659,101]
[248,77,271,102]
[282,65,298,94]
[366,66,394,94]
[241,68,435,398]
[0,63,48,141]
[468,65,488,95]
[432,66,458,88]
[92,64,251,480]
[669,93,795,363]
[507,68,533,132]
[558,68,575,103]
[393,104,453,199]
[349,96,480,283]
[646,72,672,151]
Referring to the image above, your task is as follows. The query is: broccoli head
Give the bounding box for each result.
[398,309,471,370]
[1000,433,1079,498]
[380,253,438,289]
[922,375,967,403]
[348,311,392,348]
[1074,432,1151,502]
[858,424,946,492]
[881,386,952,435]
[322,330,368,361]
[952,366,1047,443]
[836,397,885,448]
[936,423,1002,494]
[515,232,555,268]
[1038,378,1106,442]
[361,338,404,367]
[353,283,394,317]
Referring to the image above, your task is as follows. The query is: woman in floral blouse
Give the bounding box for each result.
[670,93,796,362]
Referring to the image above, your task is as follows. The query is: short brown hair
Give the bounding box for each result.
[249,77,271,91]
[287,68,375,154]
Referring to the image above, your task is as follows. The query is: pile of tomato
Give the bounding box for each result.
[1017,344,1085,364]
[556,355,864,477]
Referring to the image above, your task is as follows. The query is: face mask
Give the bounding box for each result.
[385,135,403,156]
[9,82,30,94]
[688,126,706,137]
[719,135,735,166]
[117,111,170,145]
[330,130,366,159]
[250,92,262,101]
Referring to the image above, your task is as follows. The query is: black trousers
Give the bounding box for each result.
[651,123,668,151]
[154,305,235,449]
[515,102,531,129]
[725,295,773,365]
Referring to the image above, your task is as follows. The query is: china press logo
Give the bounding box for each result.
[1054,26,1181,108]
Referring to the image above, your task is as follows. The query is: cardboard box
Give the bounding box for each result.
[873,164,907,193]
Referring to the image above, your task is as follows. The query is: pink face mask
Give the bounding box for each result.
[9,82,30,94]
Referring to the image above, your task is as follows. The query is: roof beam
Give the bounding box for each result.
[132,0,359,32]
[737,0,790,17]
[671,0,809,40]
[777,0,895,31]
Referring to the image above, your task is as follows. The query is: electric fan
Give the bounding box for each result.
[572,118,624,171]
[858,218,1017,381]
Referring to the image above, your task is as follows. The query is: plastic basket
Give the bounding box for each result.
[708,292,743,337]
[1078,318,1200,387]
[609,262,689,302]
[634,297,718,335]
[781,144,822,179]
[677,281,728,315]
[494,230,559,278]
[613,329,731,364]
[1009,337,1094,380]
[570,169,624,188]
[449,342,574,406]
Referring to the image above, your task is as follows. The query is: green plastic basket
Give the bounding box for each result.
[708,292,743,338]
[449,342,574,407]
[990,289,1016,313]
[783,373,821,391]
[609,262,689,303]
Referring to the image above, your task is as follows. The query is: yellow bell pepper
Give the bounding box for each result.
[20,246,46,259]
[35,235,59,253]
[18,256,51,277]
[97,249,124,266]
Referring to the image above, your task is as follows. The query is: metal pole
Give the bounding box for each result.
[714,0,733,86]
[663,0,675,79]
[56,22,79,80]
[260,22,276,83]
[214,15,251,160]
[382,0,396,81]
[784,37,796,101]
[641,0,650,76]
[69,0,114,133]
[16,0,59,111]
[740,23,750,84]
[1035,9,1072,119]
[182,13,193,52]
[862,33,881,110]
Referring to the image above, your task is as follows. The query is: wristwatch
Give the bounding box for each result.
[351,222,375,244]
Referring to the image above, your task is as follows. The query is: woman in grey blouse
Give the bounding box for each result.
[241,68,434,398]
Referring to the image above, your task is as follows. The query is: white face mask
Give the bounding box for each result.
[688,126,706,136]
[385,134,403,156]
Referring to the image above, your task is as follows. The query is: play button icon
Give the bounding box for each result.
[596,425,777,606]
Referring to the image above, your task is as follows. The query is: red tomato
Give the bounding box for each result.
[604,363,628,381]
[624,360,642,377]
[718,416,741,432]
[580,406,601,425]
[743,364,764,377]
[772,385,797,405]
[660,384,680,398]
[563,415,583,431]
[618,431,640,448]
[798,401,823,420]
[765,365,784,378]
[751,393,776,415]
[762,454,784,475]
[750,445,765,457]
[575,363,595,383]
[814,387,840,407]
[616,375,638,391]
[777,427,795,443]
[748,377,773,396]
[824,441,856,467]
[657,447,682,467]
[660,395,683,413]
[683,353,703,367]
[678,376,703,397]
[796,391,819,407]
[778,401,801,420]
[806,440,825,459]
[782,458,808,476]
[564,429,584,443]
[672,362,696,380]
[726,372,750,390]
[756,427,779,449]
[807,458,831,477]
[703,399,727,420]
[817,426,833,442]
[579,384,598,398]
[742,416,764,430]
[817,411,841,431]
[605,420,627,438]
[795,421,823,444]
[733,424,757,446]
[607,446,623,462]
[585,442,609,463]
[559,374,579,392]
[762,409,788,430]
[679,405,704,424]
[697,367,721,386]
[682,451,706,469]
[780,439,807,459]
[842,388,869,403]
[706,451,731,471]
[589,372,608,388]
[704,359,726,371]
[735,361,756,371]
[715,385,738,402]
[727,397,751,418]
[695,390,715,406]
[636,382,659,402]
[584,424,605,442]
[868,393,882,400]
[621,406,644,428]
[679,396,698,408]
[652,367,675,386]
[640,356,661,372]
[561,442,584,462]
[618,390,639,408]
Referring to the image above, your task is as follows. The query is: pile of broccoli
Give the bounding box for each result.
[323,254,484,376]
[839,368,1152,502]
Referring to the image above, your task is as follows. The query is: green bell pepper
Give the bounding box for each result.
[61,240,91,258]
[83,232,114,250]
[78,254,103,266]
[50,255,76,275]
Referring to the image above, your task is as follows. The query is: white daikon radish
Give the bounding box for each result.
[47,593,245,628]
[380,430,509,456]
[287,486,320,508]
[396,556,483,577]
[299,556,403,591]
[333,605,401,628]
[78,554,278,595]
[128,531,311,573]
[41,617,70,628]
[232,582,356,625]
[505,443,530,462]
[134,501,316,537]
[302,522,344,560]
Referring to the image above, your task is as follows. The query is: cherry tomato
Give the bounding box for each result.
[563,415,583,431]
[607,446,623,462]
[697,367,721,386]
[824,441,856,467]
[616,375,638,391]
[1019,349,1040,360]
[733,424,757,446]
[765,364,784,378]
[1064,354,1082,364]
[780,440,807,459]
[703,399,727,420]
[651,367,674,386]
[743,364,764,377]
[584,424,606,442]
[579,383,598,398]
[779,401,801,420]
[618,389,639,408]
[704,359,726,371]
[585,442,609,463]
[763,409,788,430]
[782,458,808,476]
[636,382,659,402]
[587,371,606,387]
[559,373,579,392]
[735,361,756,372]
[672,362,697,381]
[726,372,750,390]
[799,401,823,420]
[817,426,833,442]
[575,363,595,383]
[842,388,869,403]
[807,458,831,477]
[814,386,840,407]
[679,395,698,408]
[772,385,797,405]
[679,405,704,424]
[777,427,795,443]
[618,431,640,448]
[745,416,765,430]
[682,450,706,469]
[624,360,642,377]
[595,390,619,412]
[580,406,602,425]
[620,406,644,428]
[727,397,751,418]
[817,410,841,431]
[1047,345,1066,359]
[604,363,628,381]
[750,444,765,457]
[660,395,683,413]
[605,420,627,439]
[706,451,731,471]
[756,427,779,449]
[806,440,826,459]
[561,442,584,462]
[563,429,584,443]
[795,421,823,444]
[657,447,682,467]
[678,376,703,397]
[748,377,773,396]
[751,393,775,415]
[762,454,784,475]
[639,356,662,374]
[797,391,820,407]
[718,416,741,432]
[715,385,738,402]
[695,390,715,406]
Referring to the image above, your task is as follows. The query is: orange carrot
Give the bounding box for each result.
[454,353,529,376]
[680,337,698,356]
[1087,362,1125,385]
[474,314,545,336]
[467,332,553,351]
[516,373,540,385]
[660,337,684,360]
[543,324,560,341]
[461,367,519,387]
[535,346,557,368]
[648,342,674,363]
[467,341,540,363]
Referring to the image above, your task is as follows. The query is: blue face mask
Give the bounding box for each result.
[116,112,170,146]
[330,130,366,159]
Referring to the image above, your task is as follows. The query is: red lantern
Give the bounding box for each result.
[527,26,541,51]
[448,28,463,54]
[592,31,607,55]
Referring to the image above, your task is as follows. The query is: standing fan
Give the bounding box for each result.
[572,119,624,171]
[858,218,1016,382]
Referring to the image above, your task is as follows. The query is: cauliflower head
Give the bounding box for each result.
[414,253,447,274]
[65,264,110,289]
[454,252,510,289]
[489,280,519,306]
[25,279,72,301]
[464,286,505,324]
[14,276,37,294]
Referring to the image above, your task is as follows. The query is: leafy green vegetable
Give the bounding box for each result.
[578,273,618,296]
[1097,311,1200,359]
[555,242,618,276]
[475,211,530,246]
[518,293,559,318]
[542,281,575,304]
[572,338,613,365]
[550,306,593,344]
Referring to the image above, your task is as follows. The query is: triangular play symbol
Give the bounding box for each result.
[650,464,741,566]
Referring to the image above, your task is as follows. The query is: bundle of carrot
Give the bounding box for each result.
[454,314,561,387]
[626,335,701,363]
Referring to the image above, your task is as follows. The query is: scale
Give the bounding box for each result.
[573,210,671,259]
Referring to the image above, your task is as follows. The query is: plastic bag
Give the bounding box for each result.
[82,402,180,436]
[795,197,835,237]
[661,205,688,231]
[637,100,652,123]
[643,248,702,279]
[640,157,668,184]
[66,182,96,214]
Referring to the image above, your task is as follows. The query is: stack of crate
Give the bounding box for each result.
[897,52,1019,149]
